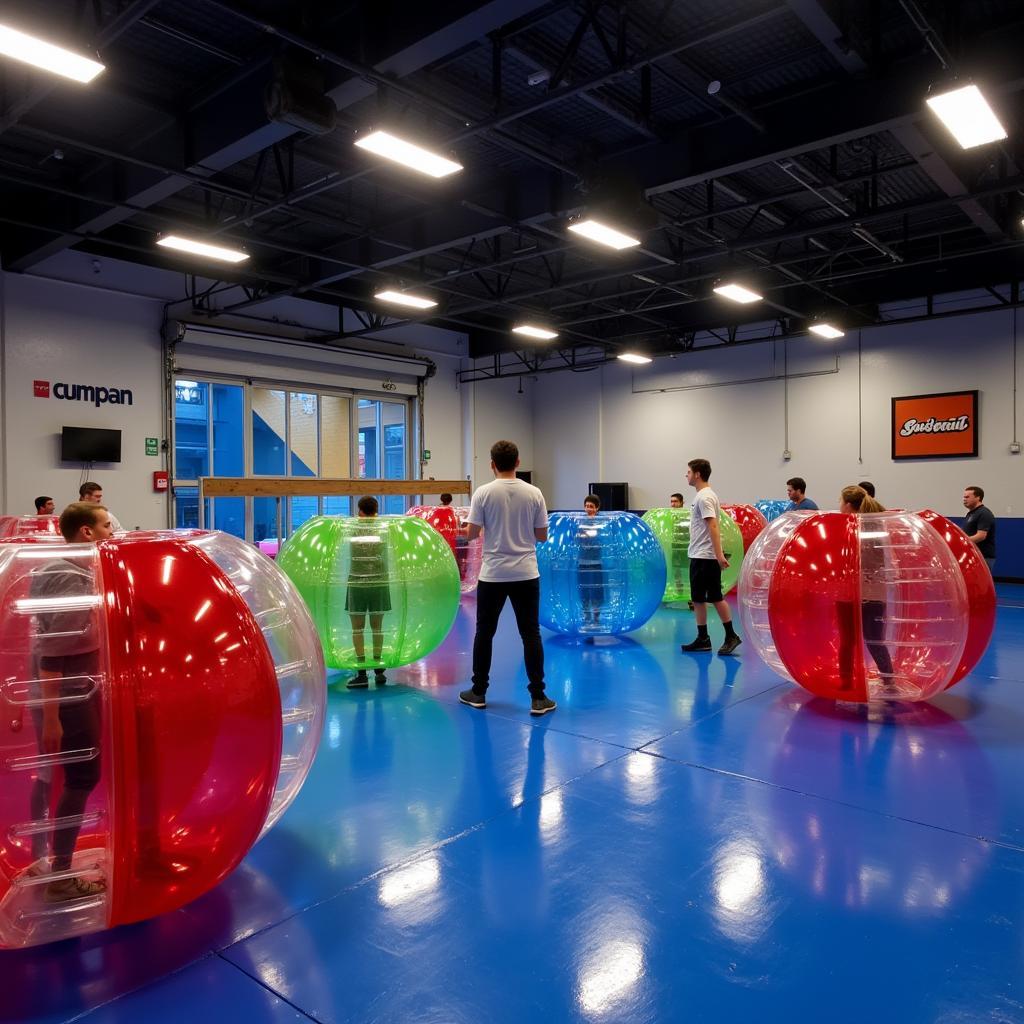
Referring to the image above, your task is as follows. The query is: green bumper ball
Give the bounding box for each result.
[278,515,460,670]
[641,506,744,602]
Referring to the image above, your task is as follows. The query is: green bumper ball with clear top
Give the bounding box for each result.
[641,506,744,602]
[277,515,460,670]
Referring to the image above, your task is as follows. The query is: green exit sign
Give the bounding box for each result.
[145,437,159,456]
[422,449,431,461]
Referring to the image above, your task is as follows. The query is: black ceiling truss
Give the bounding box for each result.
[2,0,1024,368]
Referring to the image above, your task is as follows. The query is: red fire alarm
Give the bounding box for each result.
[153,471,169,492]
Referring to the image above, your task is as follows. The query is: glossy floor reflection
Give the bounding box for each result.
[6,590,1024,1023]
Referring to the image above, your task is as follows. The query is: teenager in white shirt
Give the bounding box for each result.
[459,440,556,716]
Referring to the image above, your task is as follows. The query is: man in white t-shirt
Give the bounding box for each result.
[680,458,742,656]
[459,440,556,716]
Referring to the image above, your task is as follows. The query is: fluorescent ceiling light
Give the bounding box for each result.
[355,130,463,178]
[926,84,1007,149]
[809,323,844,339]
[713,283,763,304]
[617,352,652,364]
[568,218,641,250]
[0,23,105,83]
[157,235,249,263]
[512,324,558,340]
[374,289,437,309]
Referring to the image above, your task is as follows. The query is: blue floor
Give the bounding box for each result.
[6,586,1024,1023]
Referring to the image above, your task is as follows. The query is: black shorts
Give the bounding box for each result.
[689,558,723,603]
[345,583,392,614]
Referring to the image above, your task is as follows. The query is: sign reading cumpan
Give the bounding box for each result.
[33,379,133,406]
[891,389,978,460]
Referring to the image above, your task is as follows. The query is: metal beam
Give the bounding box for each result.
[784,0,868,74]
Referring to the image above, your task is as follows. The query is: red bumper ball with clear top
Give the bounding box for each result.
[0,530,324,949]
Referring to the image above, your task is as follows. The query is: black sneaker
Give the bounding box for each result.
[346,671,369,689]
[374,669,387,686]
[680,637,712,652]
[718,635,742,656]
[530,695,557,716]
[459,688,486,709]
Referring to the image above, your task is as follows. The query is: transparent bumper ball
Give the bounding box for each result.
[538,512,665,636]
[0,516,60,539]
[0,530,325,949]
[754,499,790,522]
[642,507,744,601]
[407,505,459,554]
[277,515,460,670]
[738,511,970,702]
[722,503,768,553]
[451,506,482,594]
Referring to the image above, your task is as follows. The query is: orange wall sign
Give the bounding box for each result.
[891,390,978,459]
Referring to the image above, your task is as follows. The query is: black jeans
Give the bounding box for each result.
[472,578,545,696]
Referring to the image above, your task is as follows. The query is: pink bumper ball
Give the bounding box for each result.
[721,503,768,553]
[258,538,280,559]
[406,505,459,553]
[0,516,60,539]
[739,511,973,702]
[0,530,324,949]
[453,505,482,594]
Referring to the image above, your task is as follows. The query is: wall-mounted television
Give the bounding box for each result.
[61,426,122,463]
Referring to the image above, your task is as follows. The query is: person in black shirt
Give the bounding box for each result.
[963,485,996,572]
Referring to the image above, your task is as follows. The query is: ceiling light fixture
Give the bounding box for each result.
[808,323,845,339]
[156,235,249,263]
[354,130,463,178]
[512,324,559,340]
[713,283,763,304]
[568,218,641,250]
[617,352,653,364]
[374,289,437,309]
[0,23,104,83]
[926,83,1007,149]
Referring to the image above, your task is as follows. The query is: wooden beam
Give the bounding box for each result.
[199,478,471,498]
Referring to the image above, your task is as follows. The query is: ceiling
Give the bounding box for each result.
[2,0,1024,376]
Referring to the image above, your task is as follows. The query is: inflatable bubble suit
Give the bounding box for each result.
[538,512,665,636]
[722,503,768,553]
[0,529,325,949]
[754,499,790,523]
[407,505,459,554]
[642,507,744,601]
[278,515,460,669]
[738,510,989,702]
[0,515,60,539]
[453,506,482,594]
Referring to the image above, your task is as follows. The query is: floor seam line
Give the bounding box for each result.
[214,950,325,1023]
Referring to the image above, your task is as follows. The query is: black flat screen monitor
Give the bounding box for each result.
[588,482,629,511]
[61,426,122,463]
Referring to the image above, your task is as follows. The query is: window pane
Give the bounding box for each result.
[253,388,286,474]
[174,380,208,479]
[382,402,406,513]
[254,497,283,542]
[174,486,209,530]
[323,496,351,516]
[213,384,244,476]
[290,496,318,532]
[214,497,245,538]
[289,392,318,476]
[321,395,350,477]
[357,399,378,478]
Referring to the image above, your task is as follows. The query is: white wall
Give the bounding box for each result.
[533,307,1023,521]
[1,272,167,528]
[461,373,537,493]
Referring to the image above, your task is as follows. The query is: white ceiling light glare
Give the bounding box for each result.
[354,130,463,178]
[0,23,105,83]
[157,235,249,264]
[568,218,642,250]
[926,83,1008,149]
[374,289,437,309]
[808,322,845,339]
[617,352,653,364]
[713,282,763,304]
[512,324,559,340]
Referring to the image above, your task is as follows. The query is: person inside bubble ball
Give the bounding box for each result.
[345,496,391,690]
[579,495,604,634]
[836,484,896,693]
[668,492,693,609]
[29,501,113,902]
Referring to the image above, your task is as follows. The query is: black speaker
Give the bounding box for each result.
[588,482,628,511]
[516,470,532,484]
